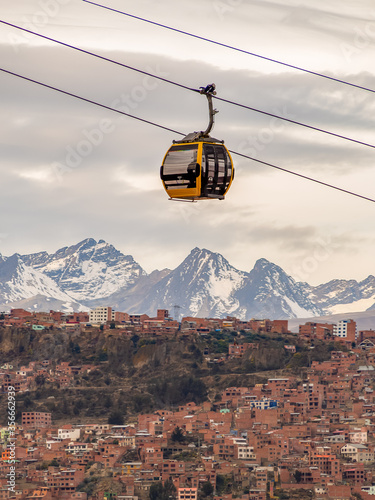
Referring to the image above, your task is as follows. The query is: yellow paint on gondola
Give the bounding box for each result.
[161,140,234,201]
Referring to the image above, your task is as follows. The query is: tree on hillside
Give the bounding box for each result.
[201,481,214,497]
[164,478,177,500]
[149,478,177,500]
[149,482,164,500]
[35,374,46,387]
[107,410,124,425]
[294,470,302,483]
[171,426,184,443]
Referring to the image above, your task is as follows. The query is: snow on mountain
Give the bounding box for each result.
[0,254,81,309]
[0,239,374,319]
[305,275,375,315]
[96,268,172,313]
[329,298,375,315]
[124,253,324,320]
[125,247,248,318]
[234,258,323,320]
[0,294,87,314]
[22,238,146,303]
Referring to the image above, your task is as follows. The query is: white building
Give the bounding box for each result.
[237,445,256,460]
[58,428,81,441]
[349,428,368,444]
[333,319,357,340]
[249,398,278,410]
[89,306,113,324]
[65,442,90,455]
[340,443,374,463]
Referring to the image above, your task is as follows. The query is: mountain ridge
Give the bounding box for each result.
[0,238,373,321]
[21,238,146,302]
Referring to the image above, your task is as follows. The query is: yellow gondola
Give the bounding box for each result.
[160,84,234,201]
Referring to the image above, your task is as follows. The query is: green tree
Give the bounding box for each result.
[149,479,177,500]
[108,410,124,425]
[97,349,108,362]
[201,481,214,497]
[23,395,33,409]
[69,340,81,354]
[35,374,46,387]
[164,478,177,500]
[294,470,302,484]
[131,334,140,347]
[133,394,152,413]
[216,475,230,495]
[149,482,164,500]
[104,395,113,409]
[171,426,184,443]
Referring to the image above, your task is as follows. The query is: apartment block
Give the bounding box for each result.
[22,412,52,428]
[88,306,113,324]
[178,488,198,500]
[333,319,357,343]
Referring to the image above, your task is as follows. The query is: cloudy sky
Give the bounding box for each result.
[1,0,375,285]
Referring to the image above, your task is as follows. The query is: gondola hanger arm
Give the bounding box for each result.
[199,83,218,137]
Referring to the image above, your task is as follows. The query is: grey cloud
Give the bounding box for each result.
[1,0,374,284]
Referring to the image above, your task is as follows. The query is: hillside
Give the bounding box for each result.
[0,325,350,427]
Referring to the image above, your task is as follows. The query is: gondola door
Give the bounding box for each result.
[202,144,216,196]
[202,144,231,198]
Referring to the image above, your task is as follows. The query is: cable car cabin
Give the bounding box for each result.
[160,139,234,201]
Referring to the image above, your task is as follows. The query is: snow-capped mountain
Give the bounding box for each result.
[0,254,84,312]
[21,238,146,302]
[0,239,375,320]
[305,275,375,315]
[233,258,322,320]
[121,251,322,320]
[121,247,248,319]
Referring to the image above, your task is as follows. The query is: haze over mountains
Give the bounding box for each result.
[0,238,374,324]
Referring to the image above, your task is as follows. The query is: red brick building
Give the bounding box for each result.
[22,412,52,428]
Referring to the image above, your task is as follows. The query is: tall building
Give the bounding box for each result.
[89,306,113,324]
[333,319,357,343]
[89,306,129,324]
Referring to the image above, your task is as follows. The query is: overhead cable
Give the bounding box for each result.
[0,68,181,135]
[2,20,375,151]
[1,66,374,205]
[0,20,199,94]
[82,0,375,96]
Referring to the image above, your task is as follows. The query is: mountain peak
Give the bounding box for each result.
[254,258,275,269]
[1,241,374,320]
[20,239,146,303]
[189,247,227,262]
[72,238,98,251]
[190,247,210,256]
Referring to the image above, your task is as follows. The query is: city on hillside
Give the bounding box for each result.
[1,308,375,499]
